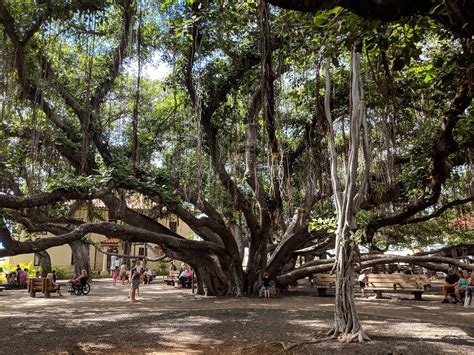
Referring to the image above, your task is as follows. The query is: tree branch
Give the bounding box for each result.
[265,0,473,37]
[0,185,112,209]
[90,0,133,109]
[0,221,225,258]
[276,253,474,285]
[401,197,474,225]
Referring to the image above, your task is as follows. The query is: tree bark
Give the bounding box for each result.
[324,49,370,342]
[69,239,91,277]
[36,250,52,277]
[245,230,270,294]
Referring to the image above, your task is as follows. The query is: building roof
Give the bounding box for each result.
[450,215,474,230]
[100,238,120,245]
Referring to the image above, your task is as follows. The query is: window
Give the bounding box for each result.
[138,247,145,256]
[71,253,74,265]
[170,221,177,233]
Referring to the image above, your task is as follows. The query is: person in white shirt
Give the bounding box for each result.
[358,271,369,298]
[129,260,142,302]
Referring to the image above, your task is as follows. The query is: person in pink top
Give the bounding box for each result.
[17,268,28,288]
[112,267,119,286]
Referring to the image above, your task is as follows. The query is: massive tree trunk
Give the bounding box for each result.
[229,222,245,262]
[69,239,91,277]
[185,254,230,296]
[245,230,270,294]
[36,250,52,277]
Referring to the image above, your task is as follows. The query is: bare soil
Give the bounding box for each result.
[0,279,472,354]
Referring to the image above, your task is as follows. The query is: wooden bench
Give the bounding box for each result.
[27,278,59,298]
[312,273,431,300]
[164,271,180,286]
[312,273,337,296]
[365,274,431,300]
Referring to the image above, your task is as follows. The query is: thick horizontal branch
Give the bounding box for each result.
[415,243,474,257]
[293,237,334,256]
[265,0,434,19]
[276,253,474,285]
[402,197,474,225]
[0,186,111,209]
[0,221,225,258]
[265,0,472,37]
[89,243,167,263]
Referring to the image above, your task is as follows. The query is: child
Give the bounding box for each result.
[358,271,368,298]
[119,263,128,286]
[112,267,119,286]
[262,271,271,299]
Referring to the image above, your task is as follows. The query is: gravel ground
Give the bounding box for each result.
[0,279,472,354]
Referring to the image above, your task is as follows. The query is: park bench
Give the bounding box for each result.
[164,271,180,286]
[365,273,431,300]
[312,273,431,300]
[312,273,337,296]
[27,278,59,298]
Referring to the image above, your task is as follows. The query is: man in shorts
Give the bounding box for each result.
[442,268,460,303]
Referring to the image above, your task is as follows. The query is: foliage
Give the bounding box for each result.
[309,214,337,235]
[0,0,471,293]
[0,261,37,279]
[51,265,69,280]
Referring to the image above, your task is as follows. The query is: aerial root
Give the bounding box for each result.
[328,327,371,343]
[327,326,338,338]
[344,329,371,343]
[267,337,329,352]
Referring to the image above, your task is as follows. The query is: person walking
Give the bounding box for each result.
[112,267,119,286]
[129,260,142,303]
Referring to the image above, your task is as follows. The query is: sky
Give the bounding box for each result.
[126,52,172,81]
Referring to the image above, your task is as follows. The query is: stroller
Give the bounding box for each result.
[68,277,91,296]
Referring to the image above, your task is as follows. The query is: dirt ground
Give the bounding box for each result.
[0,278,472,354]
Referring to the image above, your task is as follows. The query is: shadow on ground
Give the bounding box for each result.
[0,279,472,354]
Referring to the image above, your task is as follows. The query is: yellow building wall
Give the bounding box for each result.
[8,242,102,274]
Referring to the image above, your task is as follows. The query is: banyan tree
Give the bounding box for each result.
[0,0,472,343]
